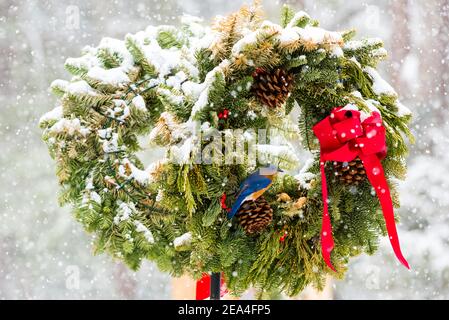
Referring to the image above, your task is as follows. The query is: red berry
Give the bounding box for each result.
[279,230,288,242]
[253,67,265,77]
[220,193,230,212]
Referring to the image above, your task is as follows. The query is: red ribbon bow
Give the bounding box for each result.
[313,107,409,271]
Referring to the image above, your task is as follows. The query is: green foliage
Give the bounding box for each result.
[288,12,311,28]
[97,48,122,69]
[342,29,356,42]
[280,4,295,28]
[195,49,215,82]
[285,55,307,69]
[157,29,183,49]
[125,36,157,76]
[344,38,387,67]
[202,199,221,227]
[64,61,88,76]
[192,71,227,122]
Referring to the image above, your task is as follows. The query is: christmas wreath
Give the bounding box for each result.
[40,2,413,298]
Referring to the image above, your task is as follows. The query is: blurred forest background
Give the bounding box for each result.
[0,0,448,299]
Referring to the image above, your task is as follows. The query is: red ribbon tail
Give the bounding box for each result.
[360,154,410,269]
[320,159,336,272]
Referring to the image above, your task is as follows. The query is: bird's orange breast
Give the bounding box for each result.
[246,183,272,201]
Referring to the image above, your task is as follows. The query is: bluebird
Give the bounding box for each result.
[227,164,283,219]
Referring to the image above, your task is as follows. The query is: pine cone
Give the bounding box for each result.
[252,68,294,108]
[236,196,273,234]
[333,157,366,185]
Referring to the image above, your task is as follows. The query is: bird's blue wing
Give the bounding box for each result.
[227,176,272,219]
[231,172,259,205]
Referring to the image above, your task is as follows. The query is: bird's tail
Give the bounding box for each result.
[227,194,248,219]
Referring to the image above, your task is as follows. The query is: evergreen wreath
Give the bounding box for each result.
[40,2,413,297]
